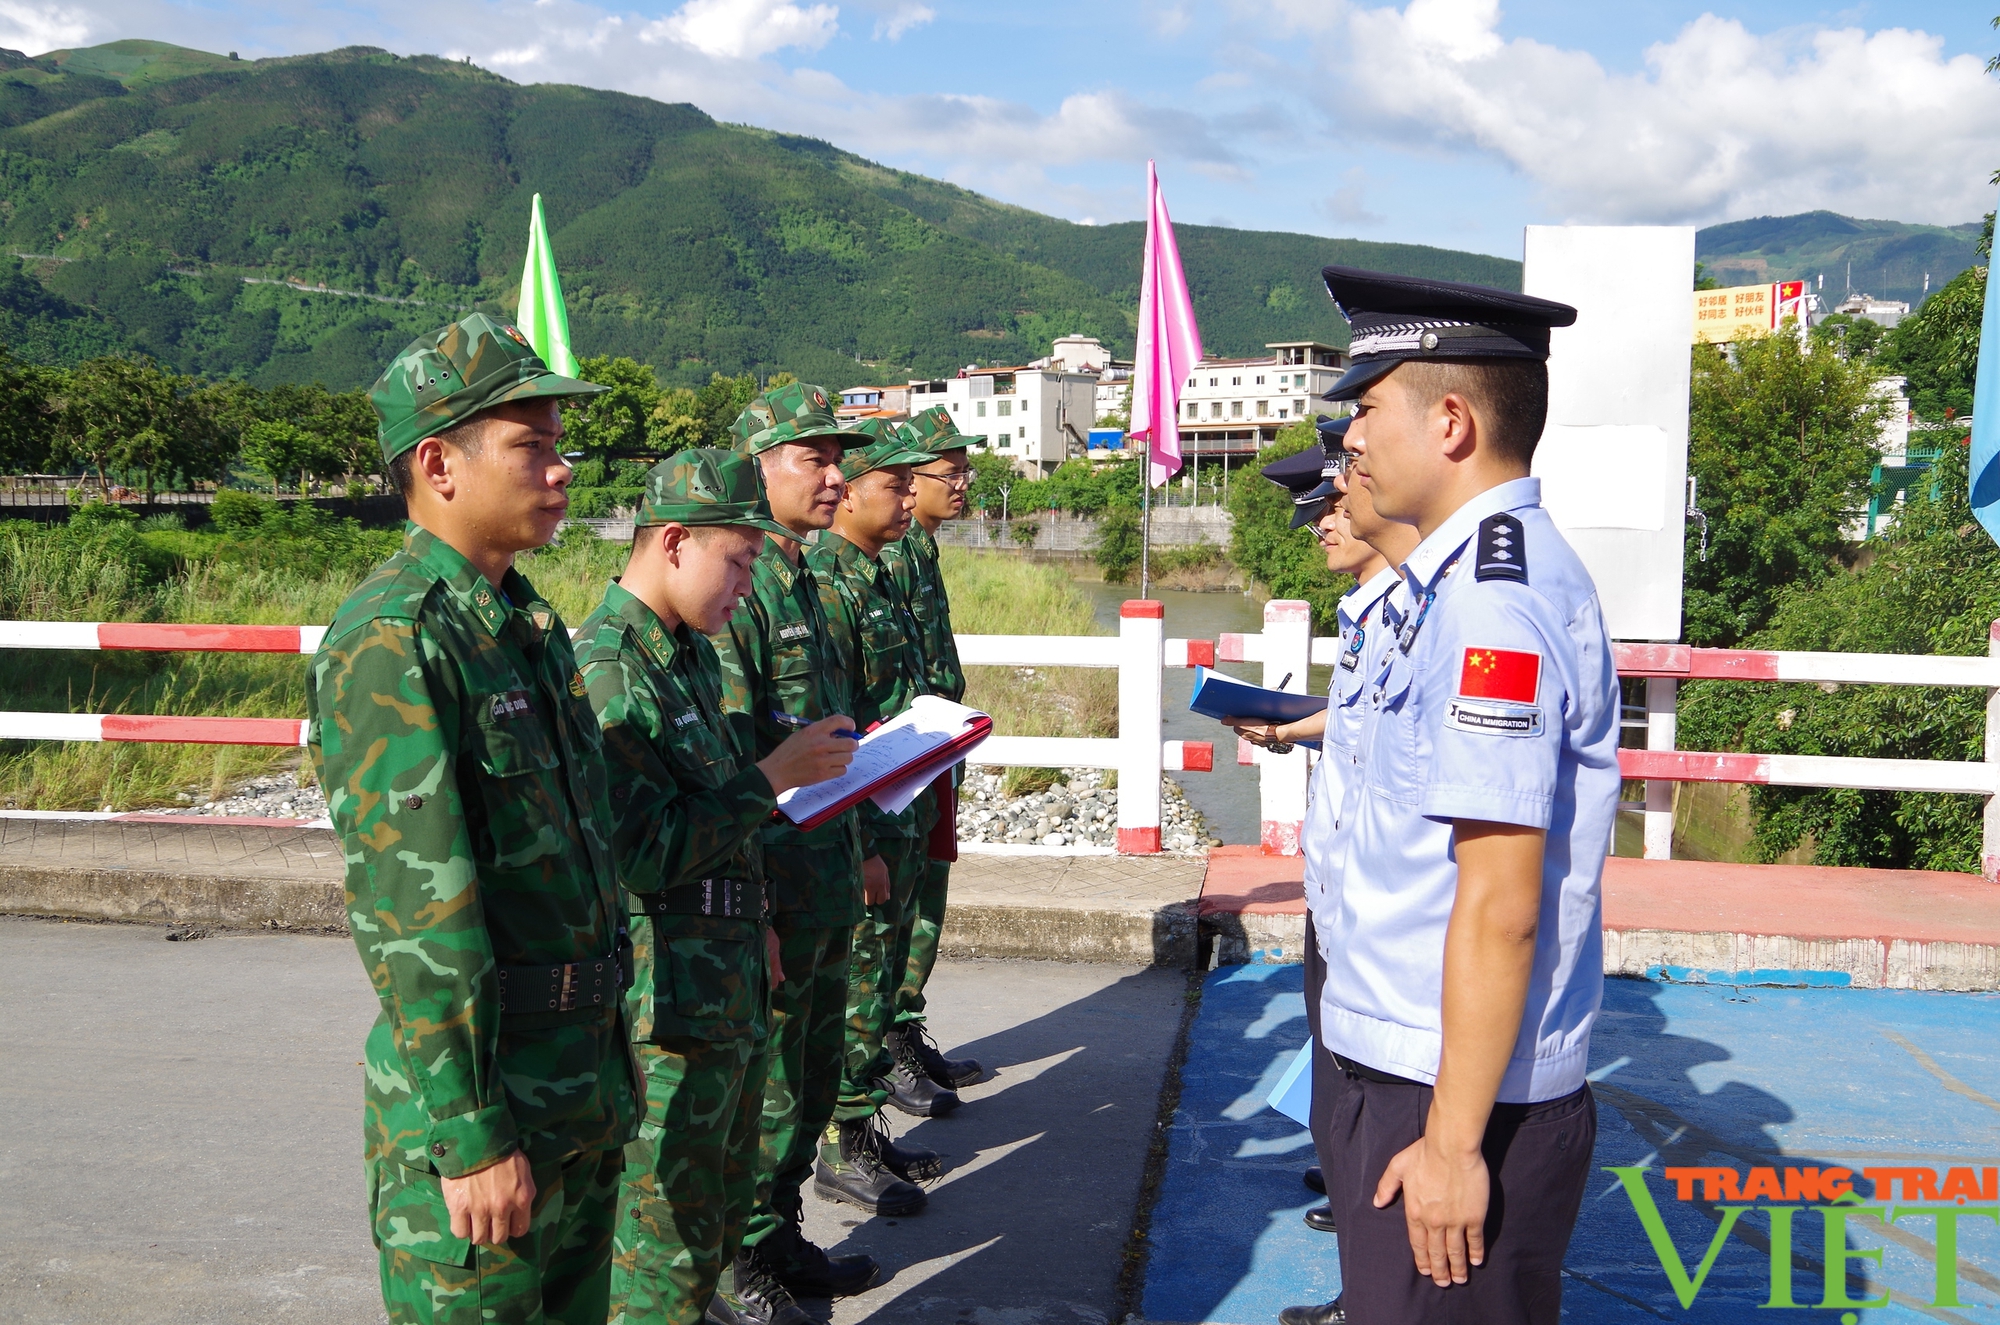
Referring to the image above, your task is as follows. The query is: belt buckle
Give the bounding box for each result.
[555,962,579,1012]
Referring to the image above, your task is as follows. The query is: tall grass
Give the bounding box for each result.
[0,527,1105,810]
[938,547,1118,751]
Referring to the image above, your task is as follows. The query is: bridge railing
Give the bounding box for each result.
[0,601,1218,855]
[1221,601,2000,876]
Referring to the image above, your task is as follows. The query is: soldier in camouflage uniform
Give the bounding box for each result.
[576,449,859,1325]
[808,426,961,1216]
[709,386,912,1299]
[878,408,986,1104]
[308,314,640,1325]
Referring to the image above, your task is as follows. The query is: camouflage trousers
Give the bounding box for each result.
[740,918,854,1254]
[894,856,951,1027]
[374,1147,623,1325]
[609,1035,769,1325]
[833,835,928,1120]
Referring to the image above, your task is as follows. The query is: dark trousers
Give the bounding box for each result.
[1312,1062,1595,1325]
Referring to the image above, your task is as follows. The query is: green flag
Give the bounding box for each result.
[516,193,577,376]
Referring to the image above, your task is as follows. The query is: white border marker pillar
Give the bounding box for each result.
[1117,599,1165,854]
[1644,676,1676,860]
[1985,619,2000,882]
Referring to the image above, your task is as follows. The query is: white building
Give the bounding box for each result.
[911,365,1100,477]
[1035,334,1132,426]
[1178,341,1349,459]
[1833,293,1911,329]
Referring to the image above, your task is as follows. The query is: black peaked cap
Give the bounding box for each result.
[1319,265,1577,402]
[1262,433,1340,530]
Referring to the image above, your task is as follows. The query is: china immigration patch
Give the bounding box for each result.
[1458,647,1541,703]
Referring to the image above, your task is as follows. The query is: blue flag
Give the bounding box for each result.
[1971,201,2000,542]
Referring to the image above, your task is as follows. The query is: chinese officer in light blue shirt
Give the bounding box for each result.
[1299,266,1622,1325]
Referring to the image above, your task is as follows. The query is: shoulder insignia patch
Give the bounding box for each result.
[568,670,587,698]
[1474,513,1527,583]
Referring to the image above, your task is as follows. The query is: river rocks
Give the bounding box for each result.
[956,766,1215,854]
[158,773,328,821]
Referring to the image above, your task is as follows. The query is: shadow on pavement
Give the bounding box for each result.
[798,960,1190,1325]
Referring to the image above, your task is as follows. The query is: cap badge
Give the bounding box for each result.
[1420,331,1439,350]
[501,324,531,348]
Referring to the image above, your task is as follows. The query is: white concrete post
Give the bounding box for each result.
[1117,600,1165,854]
[1644,677,1676,860]
[1984,620,2000,882]
[1258,599,1313,855]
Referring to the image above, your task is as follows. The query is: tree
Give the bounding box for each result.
[560,355,661,457]
[46,356,219,499]
[241,420,318,493]
[1809,312,1884,363]
[1682,331,1888,646]
[1225,419,1348,629]
[1678,440,1997,871]
[1879,262,1984,423]
[0,350,58,473]
[1092,505,1141,583]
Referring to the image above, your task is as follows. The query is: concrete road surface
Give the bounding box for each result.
[0,916,1184,1325]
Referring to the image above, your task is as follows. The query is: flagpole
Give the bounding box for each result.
[1141,457,1151,597]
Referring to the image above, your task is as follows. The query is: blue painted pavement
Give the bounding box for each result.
[1140,964,2000,1325]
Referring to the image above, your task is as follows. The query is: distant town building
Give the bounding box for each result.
[1031,334,1133,425]
[914,364,1100,477]
[836,384,910,420]
[1178,341,1350,459]
[1832,293,1910,329]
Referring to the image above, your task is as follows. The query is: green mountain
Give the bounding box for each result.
[1695,211,1983,309]
[0,41,1519,392]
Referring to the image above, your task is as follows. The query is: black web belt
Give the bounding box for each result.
[631,877,763,920]
[497,954,625,1016]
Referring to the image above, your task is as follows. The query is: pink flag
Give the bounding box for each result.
[1130,161,1203,489]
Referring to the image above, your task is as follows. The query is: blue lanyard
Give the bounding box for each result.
[1397,545,1468,656]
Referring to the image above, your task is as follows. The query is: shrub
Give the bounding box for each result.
[1093,506,1141,583]
[209,490,275,533]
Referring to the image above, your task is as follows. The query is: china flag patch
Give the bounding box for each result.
[1458,648,1541,703]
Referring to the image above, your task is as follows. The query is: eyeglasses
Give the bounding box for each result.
[917,471,973,490]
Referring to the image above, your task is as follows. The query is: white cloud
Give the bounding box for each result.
[646,0,838,61]
[874,2,931,41]
[1313,2,2000,226]
[0,0,99,52]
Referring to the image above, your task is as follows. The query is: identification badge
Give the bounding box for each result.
[1340,625,1365,672]
[671,707,703,730]
[489,690,534,721]
[1444,699,1543,738]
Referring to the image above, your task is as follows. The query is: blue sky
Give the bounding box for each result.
[11,1,1999,260]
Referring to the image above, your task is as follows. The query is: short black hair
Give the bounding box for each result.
[387,412,496,499]
[1392,358,1549,468]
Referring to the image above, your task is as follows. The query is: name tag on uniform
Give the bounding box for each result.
[1445,699,1543,737]
[671,708,703,730]
[867,607,887,620]
[489,690,534,721]
[778,623,812,642]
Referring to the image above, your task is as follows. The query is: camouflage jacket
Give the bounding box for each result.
[307,526,638,1179]
[882,521,966,703]
[805,530,935,853]
[710,540,864,929]
[576,581,774,1042]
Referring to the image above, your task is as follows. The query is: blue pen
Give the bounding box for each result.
[773,710,862,740]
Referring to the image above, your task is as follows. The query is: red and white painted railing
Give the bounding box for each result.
[1224,603,2000,877]
[0,606,1215,855]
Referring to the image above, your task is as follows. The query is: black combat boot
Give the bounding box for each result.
[733,1243,824,1325]
[905,1021,986,1088]
[814,1117,928,1215]
[769,1219,882,1298]
[871,1109,944,1182]
[884,1028,962,1117]
[1278,1297,1346,1325]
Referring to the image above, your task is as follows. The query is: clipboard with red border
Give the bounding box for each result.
[776,698,992,831]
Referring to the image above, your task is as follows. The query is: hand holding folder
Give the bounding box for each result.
[775,695,992,831]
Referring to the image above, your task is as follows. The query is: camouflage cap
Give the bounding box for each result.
[899,404,972,457]
[729,382,864,455]
[369,313,606,465]
[634,447,794,538]
[840,419,931,481]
